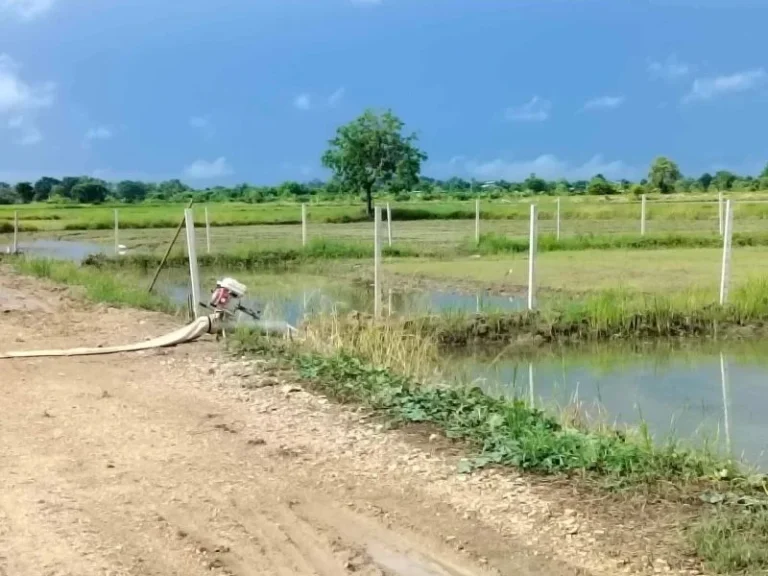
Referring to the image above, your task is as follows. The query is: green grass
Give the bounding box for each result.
[83,238,423,272]
[386,247,768,294]
[233,329,735,481]
[467,231,768,255]
[404,281,768,344]
[691,509,768,574]
[9,257,177,313]
[2,193,768,232]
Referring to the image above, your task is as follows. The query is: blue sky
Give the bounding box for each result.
[1,0,767,186]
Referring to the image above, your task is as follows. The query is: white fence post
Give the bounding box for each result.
[374,206,382,319]
[528,362,535,409]
[720,352,732,456]
[719,199,734,305]
[386,202,392,247]
[527,204,537,311]
[12,210,18,254]
[475,199,480,245]
[718,193,724,236]
[556,198,561,241]
[114,208,119,255]
[184,208,201,319]
[301,204,307,247]
[640,194,647,236]
[204,206,211,254]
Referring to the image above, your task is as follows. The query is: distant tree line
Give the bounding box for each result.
[2,157,767,207]
[2,110,768,207]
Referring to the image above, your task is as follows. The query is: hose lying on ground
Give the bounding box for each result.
[0,315,216,359]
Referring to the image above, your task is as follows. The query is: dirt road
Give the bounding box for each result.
[0,270,688,576]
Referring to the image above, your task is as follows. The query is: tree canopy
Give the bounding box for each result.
[648,157,682,194]
[322,109,427,216]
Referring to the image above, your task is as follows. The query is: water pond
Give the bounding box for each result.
[445,345,768,470]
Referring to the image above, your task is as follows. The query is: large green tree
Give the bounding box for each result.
[117,180,149,203]
[15,182,34,203]
[322,109,427,217]
[71,181,108,204]
[648,156,682,194]
[713,170,737,191]
[33,176,61,202]
[586,174,618,195]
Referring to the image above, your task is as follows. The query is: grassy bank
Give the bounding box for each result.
[231,326,768,575]
[7,257,177,313]
[469,231,768,254]
[82,238,423,272]
[403,282,768,345]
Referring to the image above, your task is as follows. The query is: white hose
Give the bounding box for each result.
[0,315,215,359]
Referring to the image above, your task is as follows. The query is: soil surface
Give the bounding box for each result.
[0,269,701,576]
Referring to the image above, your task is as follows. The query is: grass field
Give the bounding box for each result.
[2,193,768,233]
[0,219,735,254]
[385,247,766,294]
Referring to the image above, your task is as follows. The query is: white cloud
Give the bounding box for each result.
[436,154,639,182]
[85,126,113,141]
[684,68,766,102]
[183,157,233,180]
[189,114,214,138]
[0,0,55,20]
[504,96,551,122]
[582,95,625,111]
[7,115,42,145]
[189,115,210,129]
[293,93,311,111]
[0,54,55,114]
[648,55,690,80]
[328,87,345,107]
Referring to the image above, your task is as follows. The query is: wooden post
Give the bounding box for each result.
[204,206,211,254]
[475,199,480,245]
[374,206,382,319]
[114,208,119,255]
[386,202,392,247]
[556,198,561,241]
[147,200,194,293]
[719,199,734,305]
[12,210,18,254]
[301,204,307,247]
[718,193,724,236]
[527,204,537,310]
[184,208,201,319]
[640,194,647,236]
